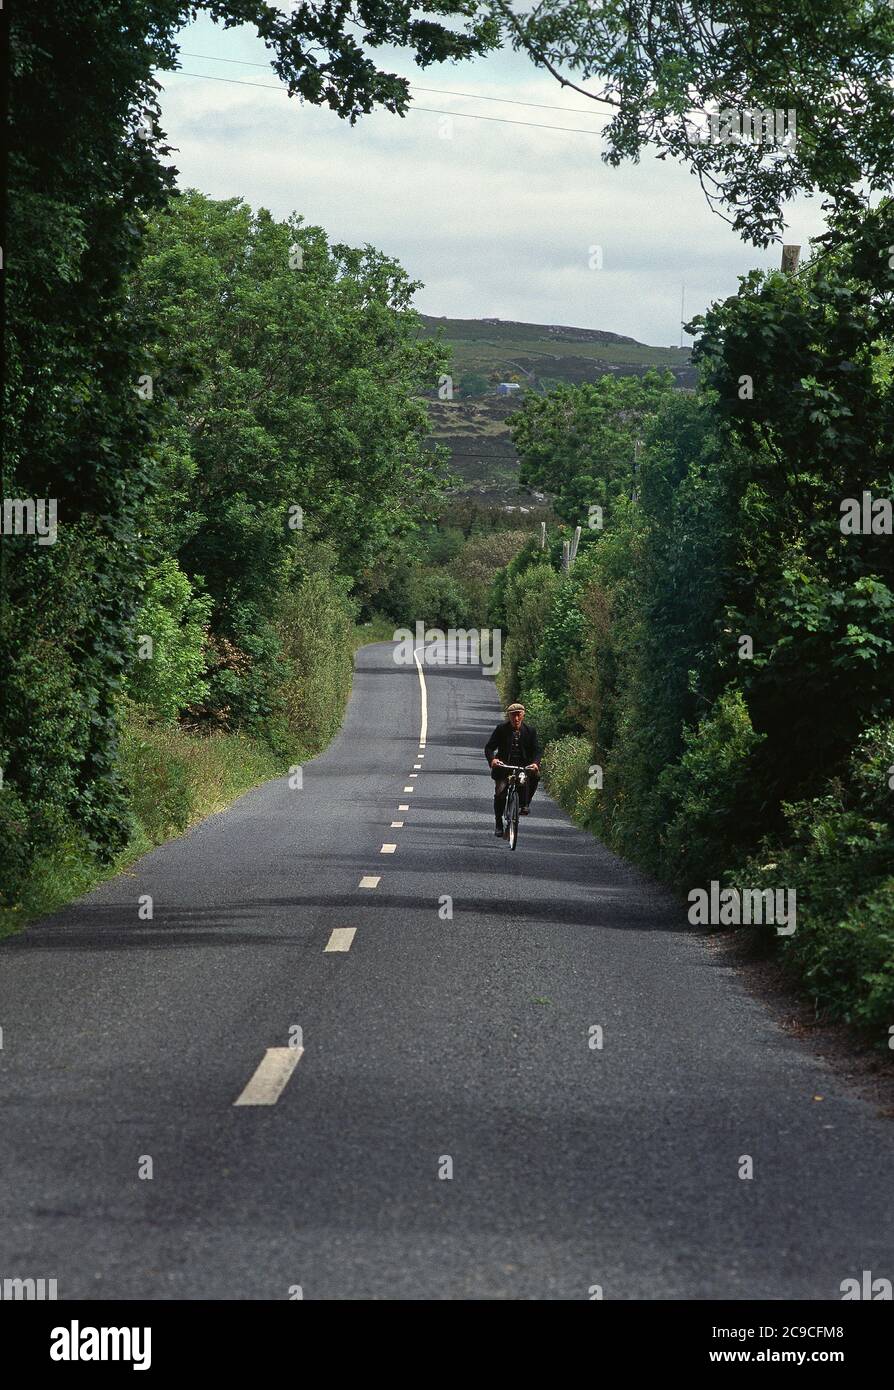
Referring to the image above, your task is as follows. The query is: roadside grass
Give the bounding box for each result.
[353,614,396,647]
[0,723,288,940]
[0,628,374,939]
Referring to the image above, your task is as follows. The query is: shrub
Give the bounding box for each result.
[455,530,528,628]
[740,721,894,1041]
[500,562,559,702]
[532,579,585,703]
[270,548,356,757]
[119,710,195,837]
[413,573,467,630]
[0,784,31,906]
[659,687,765,889]
[517,687,563,746]
[127,557,212,723]
[542,734,601,827]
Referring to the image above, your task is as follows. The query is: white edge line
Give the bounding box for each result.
[412,645,428,747]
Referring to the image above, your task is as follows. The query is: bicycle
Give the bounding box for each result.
[493,761,534,850]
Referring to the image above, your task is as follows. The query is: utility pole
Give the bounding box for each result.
[680,281,685,348]
[781,245,800,274]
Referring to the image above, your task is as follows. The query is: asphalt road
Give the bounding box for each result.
[1,641,892,1300]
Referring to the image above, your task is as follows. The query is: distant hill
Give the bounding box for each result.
[417,314,694,507]
[417,314,694,391]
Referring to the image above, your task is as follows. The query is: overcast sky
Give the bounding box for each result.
[157,13,827,348]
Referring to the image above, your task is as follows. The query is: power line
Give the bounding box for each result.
[167,69,607,138]
[178,48,611,117]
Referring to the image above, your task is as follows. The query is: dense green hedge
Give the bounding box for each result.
[0,567,358,935]
[497,205,894,1045]
[1,177,447,909]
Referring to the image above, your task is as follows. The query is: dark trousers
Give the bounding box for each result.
[491,766,539,822]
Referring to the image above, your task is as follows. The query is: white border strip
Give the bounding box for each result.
[413,645,428,747]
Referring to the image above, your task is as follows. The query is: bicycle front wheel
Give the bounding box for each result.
[507,784,519,850]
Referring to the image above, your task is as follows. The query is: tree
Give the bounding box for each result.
[510,371,676,523]
[490,0,894,245]
[688,198,894,801]
[131,190,448,731]
[492,201,894,886]
[2,1,500,890]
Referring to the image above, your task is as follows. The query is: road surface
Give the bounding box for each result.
[0,642,891,1299]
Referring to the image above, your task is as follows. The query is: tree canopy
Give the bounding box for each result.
[131,190,448,732]
[491,0,894,245]
[510,372,677,523]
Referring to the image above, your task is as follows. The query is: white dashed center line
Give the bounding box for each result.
[391,820,404,827]
[359,875,380,888]
[325,927,357,952]
[398,803,409,810]
[233,1046,303,1107]
[403,786,413,792]
[381,843,396,853]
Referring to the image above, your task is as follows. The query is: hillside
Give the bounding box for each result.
[417,315,695,505]
[418,314,694,387]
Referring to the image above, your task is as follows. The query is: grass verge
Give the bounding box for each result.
[0,633,368,938]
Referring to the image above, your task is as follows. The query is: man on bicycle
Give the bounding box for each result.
[485,702,542,835]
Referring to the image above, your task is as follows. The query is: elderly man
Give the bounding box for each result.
[484,701,542,835]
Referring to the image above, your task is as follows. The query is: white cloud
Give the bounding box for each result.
[160,19,827,345]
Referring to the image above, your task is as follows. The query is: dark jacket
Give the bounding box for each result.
[484,720,542,767]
